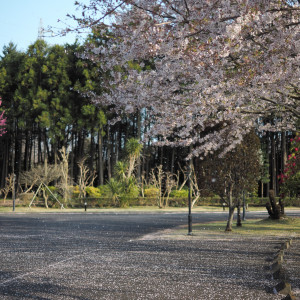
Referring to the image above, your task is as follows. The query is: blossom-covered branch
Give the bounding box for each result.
[75,0,300,157]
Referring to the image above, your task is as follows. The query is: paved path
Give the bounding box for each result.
[0,211,298,299]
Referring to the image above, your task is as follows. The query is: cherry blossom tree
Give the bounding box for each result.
[72,0,299,157]
[0,97,6,136]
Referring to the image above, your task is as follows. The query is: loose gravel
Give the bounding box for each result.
[0,212,297,299]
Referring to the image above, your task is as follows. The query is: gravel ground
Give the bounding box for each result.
[0,211,298,300]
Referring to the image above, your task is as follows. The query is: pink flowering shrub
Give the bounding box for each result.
[279,132,300,197]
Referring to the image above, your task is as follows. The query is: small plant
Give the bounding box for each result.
[107,178,122,206]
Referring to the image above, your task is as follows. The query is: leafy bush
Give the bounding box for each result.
[98,185,112,197]
[85,186,101,198]
[70,186,80,198]
[144,187,159,198]
[170,189,189,198]
[123,184,140,198]
[46,186,63,207]
[119,181,140,207]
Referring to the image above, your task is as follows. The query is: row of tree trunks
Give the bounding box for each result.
[261,131,289,198]
[0,117,291,198]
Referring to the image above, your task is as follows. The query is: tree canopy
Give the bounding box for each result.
[73,0,300,157]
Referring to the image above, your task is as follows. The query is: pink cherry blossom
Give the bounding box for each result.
[75,1,300,157]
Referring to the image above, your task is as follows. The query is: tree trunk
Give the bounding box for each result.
[266,189,284,219]
[1,139,9,187]
[90,131,95,174]
[136,111,141,183]
[107,126,112,180]
[28,130,33,170]
[23,130,29,171]
[98,131,104,185]
[226,206,235,232]
[225,183,234,231]
[38,128,42,164]
[15,124,22,196]
[271,132,277,195]
[236,197,242,227]
[281,131,287,173]
[42,188,49,209]
[114,130,118,165]
[171,148,175,174]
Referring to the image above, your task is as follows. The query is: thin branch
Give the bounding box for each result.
[131,2,176,20]
[164,0,188,21]
[183,0,190,17]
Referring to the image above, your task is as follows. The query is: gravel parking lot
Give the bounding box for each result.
[0,211,298,299]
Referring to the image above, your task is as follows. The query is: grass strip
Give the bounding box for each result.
[160,217,300,240]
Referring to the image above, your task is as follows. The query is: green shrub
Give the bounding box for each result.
[170,189,189,198]
[46,186,63,207]
[119,184,140,207]
[144,187,159,198]
[124,184,140,198]
[70,186,80,198]
[86,186,101,198]
[98,185,112,197]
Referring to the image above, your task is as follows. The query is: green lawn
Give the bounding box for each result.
[160,217,300,241]
[192,217,300,236]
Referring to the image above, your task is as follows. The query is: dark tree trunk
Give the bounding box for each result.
[226,206,235,232]
[136,111,141,183]
[281,131,287,174]
[160,146,163,166]
[107,126,112,180]
[28,132,33,169]
[90,131,95,174]
[0,138,9,187]
[23,130,29,171]
[16,127,22,195]
[38,128,42,164]
[225,184,235,231]
[270,132,277,195]
[236,198,242,227]
[98,131,104,185]
[171,148,175,174]
[266,189,284,219]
